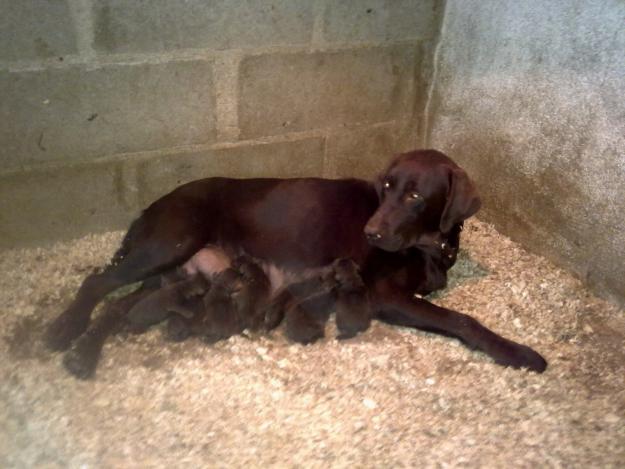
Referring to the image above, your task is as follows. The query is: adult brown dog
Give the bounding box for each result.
[45,149,547,376]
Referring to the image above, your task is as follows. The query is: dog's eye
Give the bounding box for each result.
[407,192,423,202]
[383,181,392,190]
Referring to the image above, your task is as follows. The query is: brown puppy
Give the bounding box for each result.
[230,255,271,331]
[127,274,209,328]
[274,259,370,343]
[333,259,371,340]
[166,255,271,343]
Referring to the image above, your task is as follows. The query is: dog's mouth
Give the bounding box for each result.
[367,229,445,253]
[365,233,408,252]
[365,209,431,252]
[412,232,445,251]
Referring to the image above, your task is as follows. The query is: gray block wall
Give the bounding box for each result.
[2,1,624,305]
[427,0,625,304]
[1,0,442,248]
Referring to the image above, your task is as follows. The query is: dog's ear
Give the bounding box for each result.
[439,167,481,233]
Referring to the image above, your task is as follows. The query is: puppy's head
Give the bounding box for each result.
[332,258,365,290]
[364,150,481,252]
[213,268,244,295]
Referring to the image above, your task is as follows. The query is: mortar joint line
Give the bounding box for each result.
[421,0,448,148]
[68,0,96,61]
[1,40,423,73]
[214,51,243,142]
[310,0,327,51]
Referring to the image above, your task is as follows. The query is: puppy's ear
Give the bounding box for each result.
[439,167,481,233]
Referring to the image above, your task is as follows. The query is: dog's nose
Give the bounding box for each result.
[365,230,383,243]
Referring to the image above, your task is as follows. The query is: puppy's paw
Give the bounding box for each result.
[164,316,192,342]
[336,321,369,340]
[263,302,286,331]
[336,323,369,341]
[335,291,371,341]
[200,334,224,345]
[286,311,324,345]
[336,330,358,340]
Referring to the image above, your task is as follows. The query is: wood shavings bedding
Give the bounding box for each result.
[1,219,623,467]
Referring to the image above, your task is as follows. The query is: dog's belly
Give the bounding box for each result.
[181,246,327,294]
[181,245,232,277]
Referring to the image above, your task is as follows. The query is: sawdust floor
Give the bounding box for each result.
[1,219,624,468]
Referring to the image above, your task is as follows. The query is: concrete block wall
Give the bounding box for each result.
[427,0,625,304]
[1,0,443,248]
[6,1,621,306]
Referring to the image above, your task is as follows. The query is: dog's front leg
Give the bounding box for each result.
[372,282,547,372]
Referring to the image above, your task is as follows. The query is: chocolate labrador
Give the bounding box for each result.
[46,149,547,377]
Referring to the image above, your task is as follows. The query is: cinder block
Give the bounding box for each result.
[93,0,314,53]
[239,45,419,139]
[135,137,325,205]
[0,0,77,61]
[0,161,137,249]
[326,123,415,180]
[0,60,216,169]
[323,0,442,44]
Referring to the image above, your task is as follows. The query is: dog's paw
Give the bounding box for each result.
[495,342,547,373]
[62,338,100,379]
[44,310,90,351]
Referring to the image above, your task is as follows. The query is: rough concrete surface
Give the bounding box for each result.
[93,0,315,53]
[2,219,624,468]
[323,0,442,44]
[238,45,419,139]
[0,159,134,249]
[0,0,77,61]
[0,60,216,168]
[326,122,415,179]
[429,0,625,304]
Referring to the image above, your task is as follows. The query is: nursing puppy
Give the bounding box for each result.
[333,259,371,340]
[176,255,271,342]
[128,252,271,342]
[270,258,371,343]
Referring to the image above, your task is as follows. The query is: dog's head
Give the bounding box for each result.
[364,150,481,252]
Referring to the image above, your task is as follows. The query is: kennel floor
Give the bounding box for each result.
[1,219,624,468]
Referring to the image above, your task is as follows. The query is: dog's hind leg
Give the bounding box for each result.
[62,281,158,379]
[45,208,210,351]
